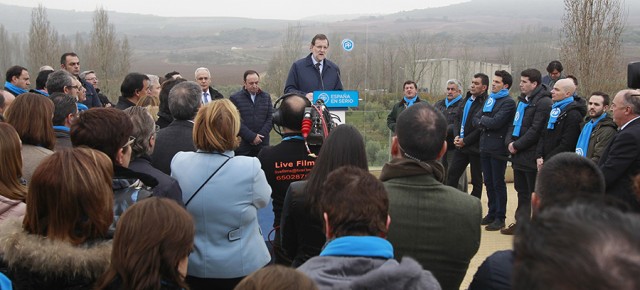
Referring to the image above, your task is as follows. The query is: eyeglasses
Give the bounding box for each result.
[122,136,136,148]
[66,85,80,90]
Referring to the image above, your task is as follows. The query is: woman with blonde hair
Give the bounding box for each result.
[0,147,114,289]
[0,123,27,221]
[171,99,271,290]
[95,197,195,290]
[4,92,55,183]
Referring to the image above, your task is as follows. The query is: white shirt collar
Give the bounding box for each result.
[620,116,640,131]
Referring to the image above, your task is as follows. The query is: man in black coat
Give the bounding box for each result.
[284,34,342,101]
[501,69,552,235]
[151,81,200,175]
[473,70,516,231]
[435,79,466,191]
[599,89,640,211]
[230,70,273,157]
[257,93,320,265]
[536,79,586,169]
[60,52,102,108]
[447,73,489,200]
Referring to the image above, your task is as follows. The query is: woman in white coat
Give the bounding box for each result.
[171,99,271,290]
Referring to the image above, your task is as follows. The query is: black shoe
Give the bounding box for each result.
[481,215,495,225]
[485,219,505,231]
[500,223,517,235]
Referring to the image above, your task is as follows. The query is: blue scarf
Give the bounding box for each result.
[483,89,510,112]
[53,125,70,132]
[320,236,394,259]
[512,101,530,137]
[3,81,28,95]
[460,97,474,138]
[34,89,49,97]
[547,96,574,129]
[445,95,462,108]
[575,113,607,157]
[403,96,417,107]
[77,103,88,112]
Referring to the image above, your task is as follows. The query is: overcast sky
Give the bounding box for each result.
[0,0,468,20]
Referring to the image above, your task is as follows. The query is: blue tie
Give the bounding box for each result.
[203,92,209,103]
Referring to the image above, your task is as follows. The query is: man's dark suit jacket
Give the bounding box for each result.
[151,120,196,175]
[599,117,640,211]
[284,53,342,96]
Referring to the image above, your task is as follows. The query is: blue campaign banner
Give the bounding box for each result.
[313,91,359,108]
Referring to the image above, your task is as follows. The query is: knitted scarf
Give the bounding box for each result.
[445,95,462,108]
[512,101,530,137]
[575,113,607,157]
[483,89,510,112]
[460,97,474,138]
[547,96,574,130]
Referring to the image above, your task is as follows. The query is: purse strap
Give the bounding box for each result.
[184,156,232,207]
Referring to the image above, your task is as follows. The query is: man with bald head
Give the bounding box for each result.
[257,93,320,265]
[598,89,640,211]
[536,78,586,169]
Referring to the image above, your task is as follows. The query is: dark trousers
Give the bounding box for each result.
[272,229,293,266]
[186,275,245,290]
[513,169,536,223]
[442,150,468,192]
[481,153,508,220]
[447,150,483,199]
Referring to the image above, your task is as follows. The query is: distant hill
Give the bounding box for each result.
[1,0,637,37]
[1,0,637,84]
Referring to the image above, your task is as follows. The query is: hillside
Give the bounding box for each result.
[1,0,638,85]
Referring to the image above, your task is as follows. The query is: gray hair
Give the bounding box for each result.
[446,79,463,92]
[169,81,202,120]
[123,106,156,157]
[79,70,95,80]
[621,89,640,115]
[46,70,75,94]
[147,74,160,86]
[194,67,210,78]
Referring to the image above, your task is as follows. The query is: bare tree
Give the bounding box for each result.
[456,44,475,92]
[86,7,130,99]
[509,26,559,88]
[561,0,625,95]
[263,24,304,96]
[89,7,118,97]
[0,25,24,73]
[27,5,59,72]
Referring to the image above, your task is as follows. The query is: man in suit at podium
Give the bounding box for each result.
[284,34,343,101]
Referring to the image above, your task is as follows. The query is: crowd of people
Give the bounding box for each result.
[0,34,640,290]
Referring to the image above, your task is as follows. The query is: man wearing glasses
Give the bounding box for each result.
[81,70,113,107]
[195,67,224,103]
[599,89,640,211]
